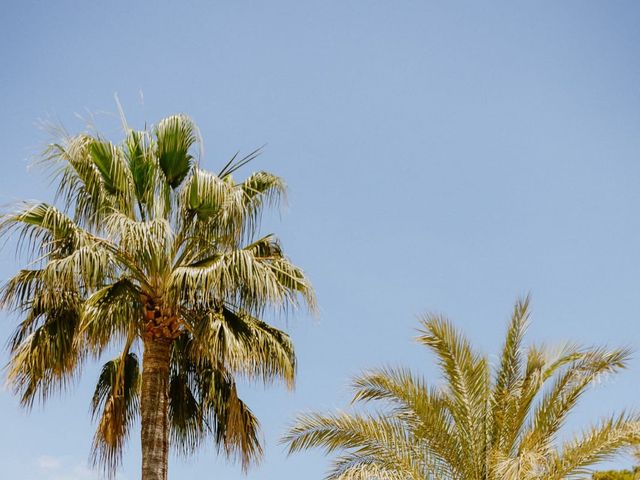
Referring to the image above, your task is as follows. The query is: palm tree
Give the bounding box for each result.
[1,114,316,480]
[284,297,640,480]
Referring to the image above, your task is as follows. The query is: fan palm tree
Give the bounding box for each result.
[1,114,316,480]
[284,297,640,480]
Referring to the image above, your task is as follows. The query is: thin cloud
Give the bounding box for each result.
[37,455,62,470]
[36,457,127,480]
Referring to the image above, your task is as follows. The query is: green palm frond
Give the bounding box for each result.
[170,235,315,314]
[169,335,263,470]
[417,314,490,479]
[285,411,407,456]
[284,411,448,480]
[177,167,285,244]
[124,130,154,202]
[41,134,118,227]
[351,367,461,475]
[0,202,91,259]
[519,346,632,457]
[548,412,640,479]
[491,296,530,453]
[185,305,296,387]
[81,280,141,353]
[182,167,232,220]
[154,114,198,188]
[123,128,167,221]
[87,138,135,216]
[7,300,83,406]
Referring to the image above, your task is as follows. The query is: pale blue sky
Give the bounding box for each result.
[1,1,640,479]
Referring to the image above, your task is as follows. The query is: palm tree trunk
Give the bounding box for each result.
[141,338,171,480]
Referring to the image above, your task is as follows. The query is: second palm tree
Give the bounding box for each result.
[284,297,639,480]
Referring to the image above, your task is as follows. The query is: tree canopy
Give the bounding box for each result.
[1,114,315,478]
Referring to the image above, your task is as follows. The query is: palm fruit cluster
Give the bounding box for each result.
[142,298,182,340]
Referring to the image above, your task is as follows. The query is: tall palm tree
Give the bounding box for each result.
[1,114,315,480]
[284,297,639,480]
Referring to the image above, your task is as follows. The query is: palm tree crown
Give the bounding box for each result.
[284,297,639,480]
[1,114,316,478]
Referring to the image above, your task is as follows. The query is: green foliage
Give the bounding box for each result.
[284,297,640,480]
[593,466,640,480]
[1,114,315,476]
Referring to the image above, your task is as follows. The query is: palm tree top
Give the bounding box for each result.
[284,297,640,480]
[1,113,316,477]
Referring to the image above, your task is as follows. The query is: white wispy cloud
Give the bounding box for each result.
[37,455,63,470]
[49,463,100,480]
[35,456,128,480]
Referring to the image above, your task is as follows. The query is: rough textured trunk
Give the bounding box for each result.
[141,338,172,480]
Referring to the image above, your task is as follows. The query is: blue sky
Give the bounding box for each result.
[1,1,640,478]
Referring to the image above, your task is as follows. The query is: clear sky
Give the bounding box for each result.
[1,1,640,479]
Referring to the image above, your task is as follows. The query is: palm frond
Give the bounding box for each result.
[548,413,640,480]
[169,335,263,470]
[185,305,296,387]
[41,134,114,227]
[6,301,83,407]
[87,138,135,217]
[234,170,286,239]
[491,296,530,453]
[170,235,315,314]
[519,346,632,456]
[0,202,91,260]
[154,114,198,188]
[81,279,141,354]
[168,363,205,456]
[103,212,174,278]
[90,353,141,475]
[417,314,490,479]
[328,454,423,480]
[350,367,461,475]
[178,168,285,246]
[123,129,157,215]
[283,411,444,479]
